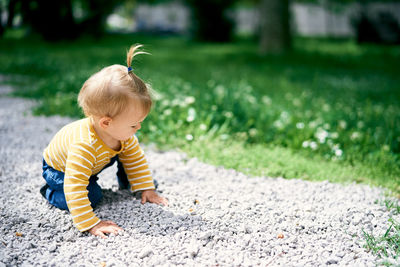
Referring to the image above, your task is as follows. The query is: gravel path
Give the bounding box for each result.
[0,87,399,266]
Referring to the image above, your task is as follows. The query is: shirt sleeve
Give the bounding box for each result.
[64,142,101,232]
[119,135,155,193]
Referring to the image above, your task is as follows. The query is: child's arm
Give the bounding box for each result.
[119,136,167,205]
[64,143,102,232]
[119,135,156,192]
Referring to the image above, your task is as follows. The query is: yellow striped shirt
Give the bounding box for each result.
[43,117,155,232]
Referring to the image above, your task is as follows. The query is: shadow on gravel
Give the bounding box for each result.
[96,189,207,239]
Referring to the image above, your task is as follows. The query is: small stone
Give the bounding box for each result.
[245,226,252,234]
[335,251,345,258]
[15,232,23,237]
[326,257,339,265]
[277,233,284,239]
[139,246,153,259]
[198,231,212,240]
[49,244,57,253]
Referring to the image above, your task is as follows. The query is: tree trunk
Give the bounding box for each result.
[0,1,4,37]
[186,0,235,42]
[259,0,291,54]
[7,0,18,28]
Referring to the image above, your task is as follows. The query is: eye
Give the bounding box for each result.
[131,125,138,129]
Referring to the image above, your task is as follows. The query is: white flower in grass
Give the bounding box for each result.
[161,99,170,107]
[220,134,229,140]
[280,111,289,120]
[186,108,196,122]
[333,144,340,150]
[262,96,272,105]
[223,111,233,118]
[315,128,329,143]
[293,99,301,107]
[184,96,195,104]
[246,95,256,104]
[309,121,318,128]
[335,149,343,157]
[249,128,258,137]
[186,134,193,141]
[172,99,180,107]
[339,120,347,129]
[163,109,172,116]
[310,141,318,150]
[199,124,207,131]
[351,132,361,140]
[331,132,339,139]
[296,122,305,129]
[302,141,310,148]
[215,85,225,96]
[273,120,284,129]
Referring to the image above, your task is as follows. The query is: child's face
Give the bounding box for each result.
[106,103,147,142]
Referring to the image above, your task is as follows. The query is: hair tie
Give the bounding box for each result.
[127,66,133,73]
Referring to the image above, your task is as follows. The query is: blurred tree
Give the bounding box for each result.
[1,0,127,40]
[0,1,3,36]
[20,0,78,40]
[259,0,291,54]
[0,0,16,36]
[185,0,236,42]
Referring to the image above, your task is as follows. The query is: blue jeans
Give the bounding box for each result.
[42,155,129,211]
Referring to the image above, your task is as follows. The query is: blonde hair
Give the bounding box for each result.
[78,45,152,118]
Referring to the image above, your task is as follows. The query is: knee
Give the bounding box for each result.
[46,188,69,211]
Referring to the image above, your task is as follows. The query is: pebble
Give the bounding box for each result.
[49,244,57,253]
[139,246,153,259]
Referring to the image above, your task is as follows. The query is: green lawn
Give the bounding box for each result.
[0,33,399,195]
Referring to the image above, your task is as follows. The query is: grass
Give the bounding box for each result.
[363,218,400,264]
[364,198,400,265]
[0,32,399,195]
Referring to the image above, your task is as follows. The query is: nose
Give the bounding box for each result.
[136,123,141,130]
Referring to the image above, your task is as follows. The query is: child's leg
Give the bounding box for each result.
[116,158,130,189]
[90,155,129,189]
[41,160,69,210]
[86,176,103,208]
[41,160,103,210]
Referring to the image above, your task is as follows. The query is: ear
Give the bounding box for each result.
[99,117,112,130]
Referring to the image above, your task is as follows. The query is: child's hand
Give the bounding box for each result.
[88,220,123,239]
[141,190,168,206]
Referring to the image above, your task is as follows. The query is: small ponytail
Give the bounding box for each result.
[126,44,149,72]
[124,44,152,99]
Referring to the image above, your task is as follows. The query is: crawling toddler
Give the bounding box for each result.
[40,45,168,238]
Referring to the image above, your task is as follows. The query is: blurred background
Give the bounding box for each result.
[0,0,399,194]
